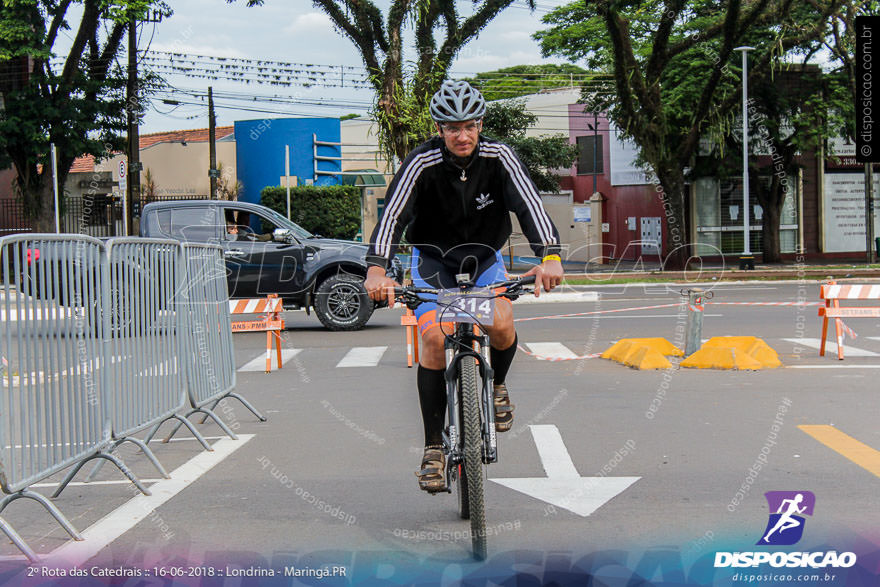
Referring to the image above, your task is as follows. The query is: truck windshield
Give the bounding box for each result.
[260,208,313,239]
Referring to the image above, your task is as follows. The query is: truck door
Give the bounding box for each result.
[222,207,306,300]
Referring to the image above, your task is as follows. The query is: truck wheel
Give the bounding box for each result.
[314,274,374,331]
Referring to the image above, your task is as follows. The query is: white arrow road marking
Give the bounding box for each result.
[490,425,639,517]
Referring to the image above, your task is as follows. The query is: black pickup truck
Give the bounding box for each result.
[139,200,402,331]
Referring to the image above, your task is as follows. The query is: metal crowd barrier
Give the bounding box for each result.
[152,243,265,445]
[53,239,209,495]
[0,235,110,561]
[0,237,264,561]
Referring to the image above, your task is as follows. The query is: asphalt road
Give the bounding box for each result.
[3,280,880,586]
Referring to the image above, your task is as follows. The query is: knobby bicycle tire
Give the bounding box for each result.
[459,354,487,560]
[458,392,470,520]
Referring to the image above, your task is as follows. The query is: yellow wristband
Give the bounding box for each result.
[542,254,561,263]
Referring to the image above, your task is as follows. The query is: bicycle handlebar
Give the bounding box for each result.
[394,275,535,304]
[393,274,536,299]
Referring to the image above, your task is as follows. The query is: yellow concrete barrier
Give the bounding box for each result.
[622,346,673,370]
[682,336,781,370]
[680,346,763,370]
[601,338,681,370]
[601,337,683,360]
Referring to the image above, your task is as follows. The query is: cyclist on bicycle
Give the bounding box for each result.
[364,80,563,493]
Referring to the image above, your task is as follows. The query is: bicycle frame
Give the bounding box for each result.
[442,321,497,485]
[394,274,534,493]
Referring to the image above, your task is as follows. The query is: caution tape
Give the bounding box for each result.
[514,302,684,323]
[838,319,858,340]
[514,299,829,359]
[517,344,602,362]
[514,300,827,324]
[706,301,823,307]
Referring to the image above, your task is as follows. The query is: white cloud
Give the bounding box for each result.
[284,12,333,34]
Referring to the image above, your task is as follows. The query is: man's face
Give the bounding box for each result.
[437,119,482,158]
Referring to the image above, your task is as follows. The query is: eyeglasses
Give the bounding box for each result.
[440,121,481,137]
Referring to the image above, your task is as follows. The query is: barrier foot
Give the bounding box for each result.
[197,398,221,425]
[52,453,151,498]
[197,394,264,424]
[86,437,170,482]
[144,420,163,445]
[124,437,171,478]
[189,407,238,440]
[160,413,213,451]
[0,490,82,542]
[222,391,267,422]
[0,516,39,562]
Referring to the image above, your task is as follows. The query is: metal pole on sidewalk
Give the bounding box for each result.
[866,163,876,264]
[51,143,60,233]
[736,46,754,258]
[685,288,705,356]
[285,144,291,220]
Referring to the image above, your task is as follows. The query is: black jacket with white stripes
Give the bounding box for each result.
[366,135,561,271]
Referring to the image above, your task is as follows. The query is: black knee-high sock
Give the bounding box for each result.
[417,365,447,447]
[490,333,518,385]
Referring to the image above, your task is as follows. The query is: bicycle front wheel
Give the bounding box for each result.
[458,354,487,560]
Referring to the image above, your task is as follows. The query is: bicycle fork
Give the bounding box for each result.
[442,324,498,472]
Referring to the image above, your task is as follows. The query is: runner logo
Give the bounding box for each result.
[758,491,815,546]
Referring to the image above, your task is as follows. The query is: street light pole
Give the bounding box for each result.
[736,46,754,260]
[592,112,598,194]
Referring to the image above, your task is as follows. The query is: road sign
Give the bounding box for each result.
[118,159,127,195]
[491,425,639,517]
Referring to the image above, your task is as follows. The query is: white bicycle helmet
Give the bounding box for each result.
[429,80,486,122]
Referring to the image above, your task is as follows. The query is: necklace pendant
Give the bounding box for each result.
[460,169,467,181]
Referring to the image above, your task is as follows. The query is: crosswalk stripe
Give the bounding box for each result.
[336,346,388,368]
[238,348,301,371]
[782,338,880,357]
[525,342,579,360]
[868,337,880,342]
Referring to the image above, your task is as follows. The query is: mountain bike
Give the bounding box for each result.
[394,273,535,560]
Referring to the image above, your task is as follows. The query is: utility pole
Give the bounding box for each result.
[126,18,141,236]
[125,10,163,233]
[208,86,218,199]
[867,163,876,264]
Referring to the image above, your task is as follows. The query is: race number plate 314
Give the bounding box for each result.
[436,287,495,325]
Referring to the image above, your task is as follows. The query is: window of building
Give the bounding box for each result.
[577,135,603,175]
[694,177,799,255]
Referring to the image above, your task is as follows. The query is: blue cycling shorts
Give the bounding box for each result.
[410,247,509,335]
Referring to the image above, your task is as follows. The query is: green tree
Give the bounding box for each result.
[820,0,877,135]
[700,65,851,262]
[464,63,590,101]
[0,0,169,231]
[536,0,842,269]
[239,0,534,163]
[482,99,578,192]
[261,185,360,239]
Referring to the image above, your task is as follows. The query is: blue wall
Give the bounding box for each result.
[234,118,341,204]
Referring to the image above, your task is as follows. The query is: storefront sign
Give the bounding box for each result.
[823,172,880,252]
